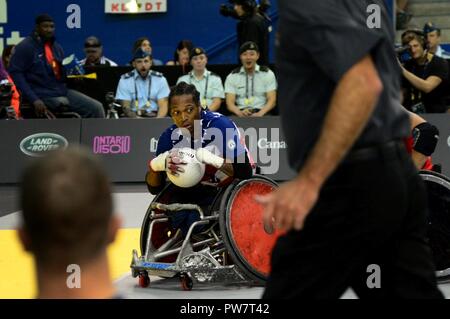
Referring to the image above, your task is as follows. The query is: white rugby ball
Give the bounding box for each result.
[167,147,205,188]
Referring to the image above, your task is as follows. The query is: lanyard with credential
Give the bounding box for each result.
[134,74,152,109]
[191,72,209,107]
[245,73,255,107]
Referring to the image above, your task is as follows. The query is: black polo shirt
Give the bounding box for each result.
[402,54,449,113]
[277,0,410,171]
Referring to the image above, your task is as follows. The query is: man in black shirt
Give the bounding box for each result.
[401,32,449,113]
[257,0,443,298]
[232,0,270,65]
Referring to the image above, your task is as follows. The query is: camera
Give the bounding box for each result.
[105,92,122,119]
[220,0,271,19]
[220,1,239,19]
[0,80,16,120]
[396,44,412,64]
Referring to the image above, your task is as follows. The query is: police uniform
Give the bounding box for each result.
[115,50,170,114]
[423,22,450,59]
[177,69,225,109]
[177,47,225,110]
[224,64,277,111]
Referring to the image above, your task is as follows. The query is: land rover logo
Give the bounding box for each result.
[20,133,69,157]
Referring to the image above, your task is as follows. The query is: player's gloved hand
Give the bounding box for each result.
[196,148,225,169]
[149,151,169,172]
[166,149,187,176]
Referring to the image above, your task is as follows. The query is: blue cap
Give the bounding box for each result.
[424,22,440,35]
[132,48,151,61]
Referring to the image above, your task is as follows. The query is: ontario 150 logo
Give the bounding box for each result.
[20,133,69,157]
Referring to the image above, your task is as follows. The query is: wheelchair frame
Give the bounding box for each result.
[130,175,278,290]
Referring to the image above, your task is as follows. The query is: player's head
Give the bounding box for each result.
[402,32,426,60]
[132,48,153,77]
[18,146,120,271]
[35,14,55,40]
[423,22,442,51]
[168,82,202,135]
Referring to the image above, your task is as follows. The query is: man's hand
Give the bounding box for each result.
[123,109,138,118]
[251,110,265,117]
[196,148,225,169]
[149,151,169,172]
[242,109,253,117]
[255,175,320,232]
[166,150,187,176]
[33,99,55,118]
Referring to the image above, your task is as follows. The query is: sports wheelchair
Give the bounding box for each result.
[419,170,450,282]
[130,170,450,290]
[130,175,282,290]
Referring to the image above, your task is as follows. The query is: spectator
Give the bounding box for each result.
[400,32,449,113]
[225,41,276,117]
[176,47,225,112]
[233,0,270,65]
[423,22,450,59]
[2,45,15,69]
[8,14,105,118]
[166,40,194,74]
[18,147,121,299]
[80,36,117,67]
[132,37,163,66]
[115,48,169,118]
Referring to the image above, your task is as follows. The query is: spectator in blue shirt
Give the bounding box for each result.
[115,48,169,118]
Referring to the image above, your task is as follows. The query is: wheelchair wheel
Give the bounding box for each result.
[419,170,450,282]
[219,175,281,283]
[140,183,177,258]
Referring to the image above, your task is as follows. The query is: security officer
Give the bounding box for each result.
[115,48,169,118]
[423,22,450,59]
[225,41,277,117]
[176,47,225,112]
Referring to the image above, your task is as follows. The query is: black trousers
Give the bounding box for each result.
[263,141,444,299]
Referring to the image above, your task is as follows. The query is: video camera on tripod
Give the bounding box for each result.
[105,92,122,119]
[0,79,16,120]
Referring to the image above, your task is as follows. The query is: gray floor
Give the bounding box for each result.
[2,184,450,299]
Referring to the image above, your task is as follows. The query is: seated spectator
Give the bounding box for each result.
[115,48,169,118]
[2,45,16,69]
[423,22,450,59]
[0,57,20,119]
[400,32,449,113]
[80,36,117,67]
[132,37,163,66]
[8,14,104,118]
[18,147,121,299]
[166,40,194,74]
[225,41,276,117]
[176,47,224,112]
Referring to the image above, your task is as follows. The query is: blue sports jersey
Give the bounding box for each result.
[156,110,247,162]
